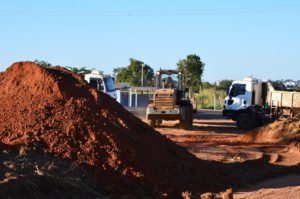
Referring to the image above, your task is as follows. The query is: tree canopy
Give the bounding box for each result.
[66,66,94,75]
[33,60,93,75]
[217,79,233,90]
[34,59,52,67]
[113,58,154,86]
[177,54,205,92]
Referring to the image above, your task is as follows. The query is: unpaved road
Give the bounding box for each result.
[234,174,300,199]
[133,109,300,198]
[155,110,292,164]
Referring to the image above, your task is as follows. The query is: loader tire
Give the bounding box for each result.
[179,105,193,130]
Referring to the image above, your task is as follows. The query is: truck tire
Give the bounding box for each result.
[179,105,193,130]
[236,113,254,130]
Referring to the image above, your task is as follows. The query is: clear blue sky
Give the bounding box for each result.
[1,0,299,82]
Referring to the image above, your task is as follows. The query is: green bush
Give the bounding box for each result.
[195,88,226,110]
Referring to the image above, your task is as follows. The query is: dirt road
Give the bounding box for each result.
[149,110,300,198]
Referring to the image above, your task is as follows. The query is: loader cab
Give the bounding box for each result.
[155,70,182,90]
[155,70,186,103]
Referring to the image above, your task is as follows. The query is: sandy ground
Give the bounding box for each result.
[146,109,300,199]
[234,174,300,199]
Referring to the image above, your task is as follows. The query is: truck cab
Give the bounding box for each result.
[224,78,264,116]
[84,71,117,99]
[223,77,265,129]
[224,77,300,130]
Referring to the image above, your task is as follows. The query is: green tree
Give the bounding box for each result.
[34,59,52,67]
[66,66,94,75]
[217,79,233,90]
[177,54,205,92]
[113,58,154,86]
[202,81,214,89]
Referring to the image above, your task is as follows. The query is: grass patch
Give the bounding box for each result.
[195,88,226,110]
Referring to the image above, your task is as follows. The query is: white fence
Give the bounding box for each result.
[116,87,155,107]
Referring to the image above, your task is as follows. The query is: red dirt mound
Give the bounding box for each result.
[0,175,104,199]
[0,61,223,196]
[242,119,300,143]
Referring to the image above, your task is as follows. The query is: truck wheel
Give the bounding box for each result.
[236,113,253,130]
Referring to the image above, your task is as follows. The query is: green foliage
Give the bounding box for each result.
[33,60,93,75]
[66,66,94,75]
[34,59,52,67]
[201,81,214,89]
[294,86,300,91]
[217,79,233,91]
[177,54,205,92]
[195,87,226,109]
[113,58,154,86]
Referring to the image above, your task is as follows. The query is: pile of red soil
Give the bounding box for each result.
[0,175,105,199]
[242,119,300,143]
[0,62,224,196]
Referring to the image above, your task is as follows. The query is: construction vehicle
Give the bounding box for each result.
[223,77,300,129]
[84,71,117,99]
[189,92,198,113]
[146,69,193,130]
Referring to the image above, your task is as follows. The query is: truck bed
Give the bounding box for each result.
[268,91,300,109]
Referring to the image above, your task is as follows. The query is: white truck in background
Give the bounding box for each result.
[84,71,117,99]
[223,77,300,129]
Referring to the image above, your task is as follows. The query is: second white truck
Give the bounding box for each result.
[223,77,300,129]
[84,71,117,99]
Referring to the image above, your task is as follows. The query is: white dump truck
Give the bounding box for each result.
[84,71,117,99]
[223,77,300,129]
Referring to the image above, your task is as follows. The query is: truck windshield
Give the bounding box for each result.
[160,73,179,88]
[89,78,104,91]
[104,77,116,92]
[229,84,246,97]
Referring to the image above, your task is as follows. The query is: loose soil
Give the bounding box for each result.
[242,119,300,144]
